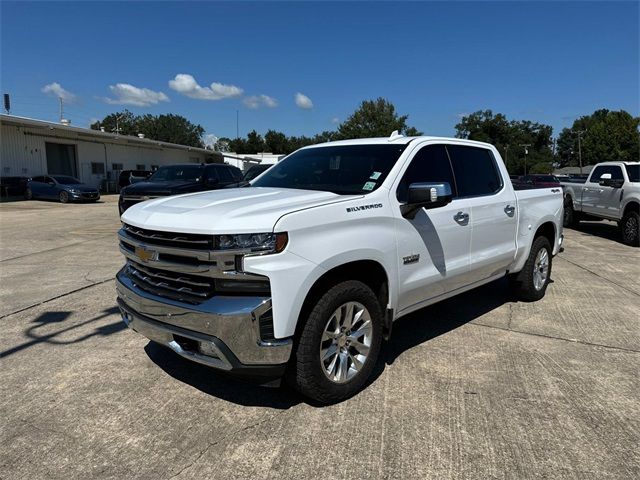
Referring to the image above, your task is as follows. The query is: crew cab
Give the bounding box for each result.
[116,134,564,403]
[118,163,243,214]
[561,162,640,246]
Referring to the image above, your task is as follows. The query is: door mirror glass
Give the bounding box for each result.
[401,182,453,219]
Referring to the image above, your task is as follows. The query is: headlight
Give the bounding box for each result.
[216,232,288,253]
[69,189,81,194]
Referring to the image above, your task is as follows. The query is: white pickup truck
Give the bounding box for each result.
[117,134,563,403]
[561,162,640,246]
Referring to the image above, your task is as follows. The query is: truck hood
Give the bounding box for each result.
[121,187,360,234]
[123,180,198,196]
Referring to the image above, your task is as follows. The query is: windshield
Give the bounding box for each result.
[252,144,409,194]
[625,165,640,182]
[534,175,559,183]
[148,165,203,182]
[52,176,81,184]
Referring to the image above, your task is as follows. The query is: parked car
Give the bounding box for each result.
[0,176,30,197]
[516,174,561,188]
[118,163,243,214]
[26,175,100,203]
[243,164,272,181]
[116,134,564,403]
[561,162,639,246]
[117,170,153,192]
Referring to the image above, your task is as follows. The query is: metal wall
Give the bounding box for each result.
[1,123,216,188]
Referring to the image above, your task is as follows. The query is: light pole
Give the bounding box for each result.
[520,144,531,175]
[573,130,585,174]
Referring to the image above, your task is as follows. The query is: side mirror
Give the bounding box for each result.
[401,182,453,219]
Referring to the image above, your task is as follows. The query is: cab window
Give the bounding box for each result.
[589,165,623,182]
[446,145,502,197]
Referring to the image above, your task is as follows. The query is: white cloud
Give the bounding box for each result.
[295,92,313,109]
[169,74,243,100]
[102,83,169,107]
[331,117,340,124]
[203,134,218,147]
[41,82,76,102]
[243,94,278,109]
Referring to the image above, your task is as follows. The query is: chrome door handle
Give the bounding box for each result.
[453,211,469,224]
[504,205,516,216]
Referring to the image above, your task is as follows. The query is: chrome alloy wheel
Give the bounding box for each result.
[624,215,638,242]
[533,248,549,291]
[320,301,372,383]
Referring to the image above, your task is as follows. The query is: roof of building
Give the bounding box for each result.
[553,165,596,175]
[0,114,221,158]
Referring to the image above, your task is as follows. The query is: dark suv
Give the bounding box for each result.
[118,163,243,214]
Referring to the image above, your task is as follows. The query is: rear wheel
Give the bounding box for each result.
[24,188,33,200]
[59,191,69,203]
[287,280,383,404]
[511,236,553,302]
[620,211,639,247]
[563,198,578,227]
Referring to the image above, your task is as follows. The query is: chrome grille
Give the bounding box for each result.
[126,261,214,303]
[122,223,214,250]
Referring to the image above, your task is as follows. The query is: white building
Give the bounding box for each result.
[0,114,223,188]
[222,152,286,171]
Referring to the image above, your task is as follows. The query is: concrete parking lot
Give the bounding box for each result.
[1,197,638,479]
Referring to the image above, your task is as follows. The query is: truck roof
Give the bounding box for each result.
[307,135,496,149]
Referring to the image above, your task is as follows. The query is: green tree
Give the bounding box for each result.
[455,110,554,175]
[91,111,205,147]
[336,98,423,139]
[556,109,640,168]
[245,130,266,153]
[264,130,289,154]
[90,109,138,136]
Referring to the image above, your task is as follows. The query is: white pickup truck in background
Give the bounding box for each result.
[562,162,640,246]
[117,134,564,403]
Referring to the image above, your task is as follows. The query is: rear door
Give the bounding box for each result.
[393,143,473,312]
[447,145,518,282]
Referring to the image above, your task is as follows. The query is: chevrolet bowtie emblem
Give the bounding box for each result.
[135,246,158,262]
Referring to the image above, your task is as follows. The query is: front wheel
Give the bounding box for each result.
[620,211,640,247]
[24,188,33,200]
[59,191,69,203]
[287,280,383,404]
[511,236,553,302]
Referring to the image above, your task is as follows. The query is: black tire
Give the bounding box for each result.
[59,191,69,203]
[511,236,553,302]
[24,188,33,200]
[287,280,383,404]
[563,197,578,228]
[620,211,640,247]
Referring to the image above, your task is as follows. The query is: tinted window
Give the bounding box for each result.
[625,165,639,182]
[32,176,46,183]
[447,145,502,197]
[533,175,559,183]
[229,166,243,181]
[396,144,456,201]
[204,166,219,181]
[148,165,203,182]
[217,167,235,183]
[253,144,408,195]
[52,176,81,184]
[590,165,624,182]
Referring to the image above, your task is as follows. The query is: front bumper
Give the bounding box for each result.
[116,269,293,377]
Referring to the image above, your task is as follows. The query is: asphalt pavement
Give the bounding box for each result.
[1,197,638,479]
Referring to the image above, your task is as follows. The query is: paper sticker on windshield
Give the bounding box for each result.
[370,171,382,180]
[363,181,376,191]
[329,156,341,170]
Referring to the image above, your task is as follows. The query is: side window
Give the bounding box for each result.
[590,165,623,182]
[396,144,456,202]
[32,176,45,183]
[447,145,502,197]
[229,166,243,181]
[45,176,55,184]
[204,166,219,182]
[218,167,235,183]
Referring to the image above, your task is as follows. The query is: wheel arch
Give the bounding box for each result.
[534,221,556,247]
[622,200,639,217]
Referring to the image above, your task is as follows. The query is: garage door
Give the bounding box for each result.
[46,142,78,177]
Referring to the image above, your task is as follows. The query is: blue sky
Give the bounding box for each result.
[1,1,638,143]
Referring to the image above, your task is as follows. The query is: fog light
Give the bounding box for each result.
[198,341,220,359]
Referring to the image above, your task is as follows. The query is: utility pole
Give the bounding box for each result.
[504,145,509,165]
[236,110,239,139]
[59,97,64,122]
[573,130,585,174]
[113,114,122,135]
[519,144,531,175]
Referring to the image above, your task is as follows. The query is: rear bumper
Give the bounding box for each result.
[116,270,293,377]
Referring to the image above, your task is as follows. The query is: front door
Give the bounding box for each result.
[392,143,472,314]
[583,165,625,219]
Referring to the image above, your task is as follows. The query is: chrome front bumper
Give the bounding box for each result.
[116,269,293,372]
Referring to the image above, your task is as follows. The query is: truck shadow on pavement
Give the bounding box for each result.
[1,306,124,359]
[145,278,515,408]
[568,221,624,244]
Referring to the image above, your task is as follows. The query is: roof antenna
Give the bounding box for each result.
[388,130,403,141]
